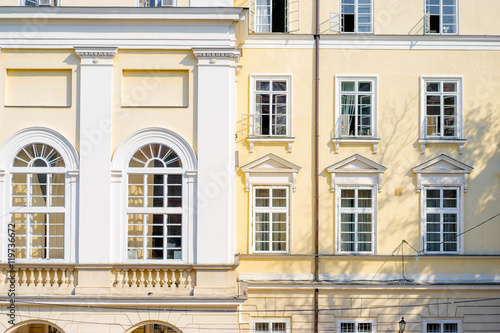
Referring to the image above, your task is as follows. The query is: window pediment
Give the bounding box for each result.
[241,154,301,191]
[412,154,473,192]
[326,154,386,192]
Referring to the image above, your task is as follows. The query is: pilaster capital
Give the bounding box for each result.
[193,48,241,66]
[74,47,118,66]
[0,169,5,183]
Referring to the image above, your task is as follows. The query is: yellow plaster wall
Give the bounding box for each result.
[236,47,500,275]
[112,50,197,155]
[0,49,78,150]
[317,48,500,257]
[236,48,315,255]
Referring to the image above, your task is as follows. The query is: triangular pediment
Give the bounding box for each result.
[241,154,301,173]
[412,154,473,174]
[326,154,386,174]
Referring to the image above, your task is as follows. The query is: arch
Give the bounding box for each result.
[5,320,65,333]
[112,128,197,171]
[125,320,182,333]
[0,127,79,170]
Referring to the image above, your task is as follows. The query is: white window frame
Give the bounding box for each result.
[425,0,459,35]
[338,319,376,333]
[246,75,294,153]
[125,144,186,262]
[251,185,291,254]
[339,0,374,34]
[423,320,461,333]
[137,0,177,7]
[111,128,197,264]
[21,0,56,5]
[253,318,290,333]
[0,128,79,263]
[419,76,465,154]
[250,0,300,33]
[336,186,377,255]
[422,186,462,254]
[334,76,379,154]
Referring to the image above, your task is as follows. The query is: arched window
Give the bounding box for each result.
[112,128,197,263]
[127,143,184,261]
[11,143,67,260]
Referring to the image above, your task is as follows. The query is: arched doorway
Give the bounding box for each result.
[130,323,180,333]
[9,322,62,333]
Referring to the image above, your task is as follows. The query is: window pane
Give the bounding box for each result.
[443,323,458,332]
[341,81,355,92]
[341,322,355,333]
[427,323,441,333]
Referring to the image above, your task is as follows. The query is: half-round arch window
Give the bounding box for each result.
[127,143,184,261]
[11,143,67,260]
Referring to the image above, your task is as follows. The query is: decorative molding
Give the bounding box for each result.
[332,138,381,154]
[418,139,467,155]
[193,49,241,65]
[412,154,473,192]
[326,154,387,192]
[112,128,196,171]
[110,170,123,183]
[186,170,198,183]
[67,170,80,182]
[241,154,301,191]
[246,137,295,153]
[0,127,79,170]
[0,169,5,183]
[74,47,118,66]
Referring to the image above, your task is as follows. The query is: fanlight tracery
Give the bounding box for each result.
[13,143,65,168]
[129,144,182,168]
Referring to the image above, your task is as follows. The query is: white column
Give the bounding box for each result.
[194,49,240,265]
[75,47,118,264]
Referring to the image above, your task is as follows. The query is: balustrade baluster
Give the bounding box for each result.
[28,268,35,287]
[139,269,145,288]
[131,270,138,287]
[20,268,27,287]
[147,269,153,287]
[123,269,129,287]
[154,269,161,287]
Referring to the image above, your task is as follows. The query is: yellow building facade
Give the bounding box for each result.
[0,0,499,332]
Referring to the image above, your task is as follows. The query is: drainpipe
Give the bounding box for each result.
[313,0,320,332]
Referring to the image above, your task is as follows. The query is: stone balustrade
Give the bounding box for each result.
[111,266,196,296]
[0,264,77,295]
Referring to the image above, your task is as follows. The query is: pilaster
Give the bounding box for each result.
[75,47,118,264]
[193,48,240,265]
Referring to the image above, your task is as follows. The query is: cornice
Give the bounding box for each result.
[0,6,246,21]
[74,47,118,65]
[193,48,241,65]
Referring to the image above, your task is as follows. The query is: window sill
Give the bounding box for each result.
[247,136,295,153]
[418,138,467,154]
[332,137,380,154]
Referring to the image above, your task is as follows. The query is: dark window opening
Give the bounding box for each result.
[429,15,440,33]
[272,0,287,33]
[342,14,355,32]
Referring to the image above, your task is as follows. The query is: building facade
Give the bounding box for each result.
[0,0,499,332]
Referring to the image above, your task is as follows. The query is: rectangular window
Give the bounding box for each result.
[12,213,65,260]
[252,0,287,33]
[338,188,374,253]
[254,320,288,332]
[339,320,374,333]
[424,188,459,253]
[253,187,289,253]
[424,321,459,333]
[127,173,183,260]
[423,79,461,138]
[341,0,373,33]
[338,79,374,137]
[426,0,458,34]
[138,0,175,6]
[253,78,290,137]
[23,0,55,5]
